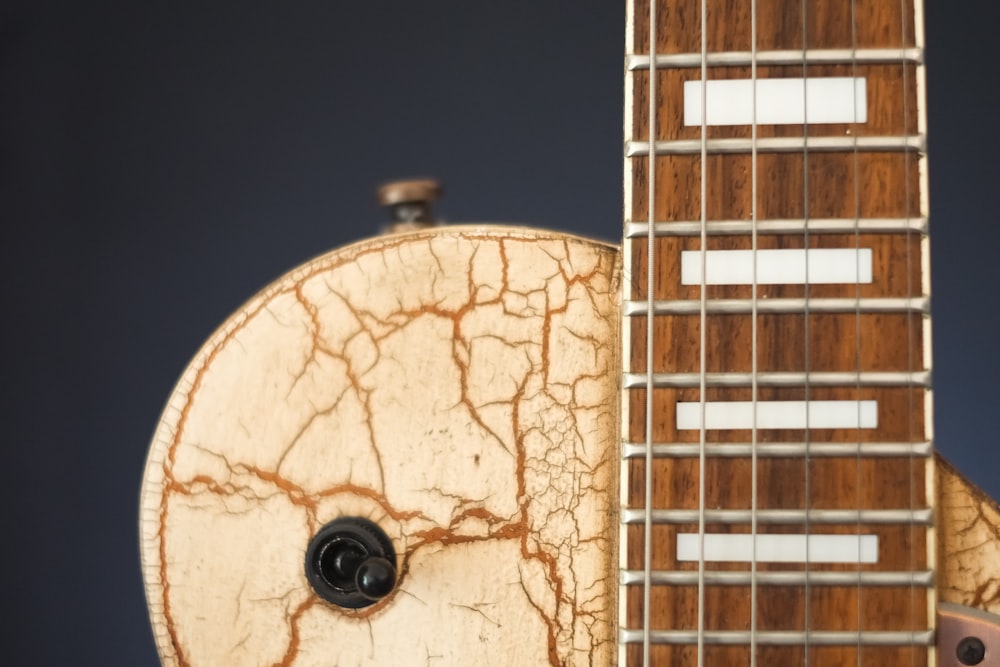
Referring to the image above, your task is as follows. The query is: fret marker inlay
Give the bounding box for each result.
[677,533,879,563]
[676,400,878,430]
[684,77,867,126]
[681,248,873,285]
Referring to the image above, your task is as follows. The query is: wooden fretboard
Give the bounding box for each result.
[619,0,933,665]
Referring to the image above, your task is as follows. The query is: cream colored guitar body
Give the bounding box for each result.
[140,227,622,666]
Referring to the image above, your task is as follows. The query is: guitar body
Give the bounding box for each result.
[139,227,622,666]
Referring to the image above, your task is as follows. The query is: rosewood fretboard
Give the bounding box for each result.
[619,0,932,665]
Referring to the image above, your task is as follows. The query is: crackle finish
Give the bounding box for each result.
[938,457,1000,615]
[139,228,621,666]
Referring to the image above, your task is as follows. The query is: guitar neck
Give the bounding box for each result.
[620,0,933,664]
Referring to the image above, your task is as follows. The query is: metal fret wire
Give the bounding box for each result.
[624,370,930,388]
[626,296,928,316]
[623,508,932,524]
[627,135,923,154]
[623,441,933,459]
[625,217,928,236]
[627,47,923,69]
[623,570,934,586]
[749,0,760,663]
[697,0,709,662]
[638,134,924,154]
[622,629,935,645]
[643,0,657,663]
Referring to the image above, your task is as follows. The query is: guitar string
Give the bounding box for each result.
[697,0,709,662]
[800,0,812,662]
[901,0,919,662]
[643,0,658,663]
[749,0,760,663]
[850,0,863,663]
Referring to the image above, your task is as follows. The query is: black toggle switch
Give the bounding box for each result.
[305,517,398,609]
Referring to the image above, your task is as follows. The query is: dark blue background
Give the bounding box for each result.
[3,1,997,664]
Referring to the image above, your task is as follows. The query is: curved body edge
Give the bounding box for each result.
[138,225,622,666]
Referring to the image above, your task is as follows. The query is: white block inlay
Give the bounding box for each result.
[684,77,867,126]
[676,400,878,430]
[680,248,873,285]
[677,533,879,563]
